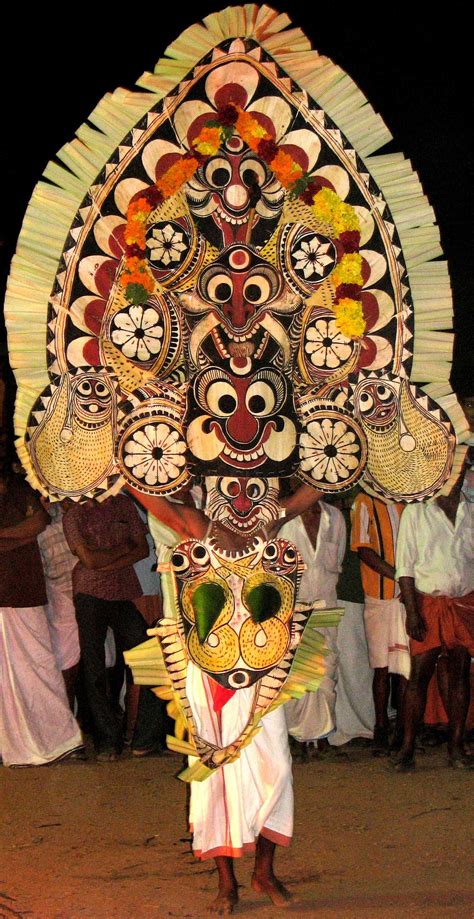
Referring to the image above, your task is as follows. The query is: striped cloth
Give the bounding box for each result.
[351,493,404,600]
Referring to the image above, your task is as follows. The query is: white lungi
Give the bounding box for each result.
[329,600,375,745]
[45,581,80,671]
[281,506,345,742]
[0,606,83,766]
[364,596,410,679]
[187,663,293,859]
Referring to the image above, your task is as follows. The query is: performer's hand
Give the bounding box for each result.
[405,609,426,642]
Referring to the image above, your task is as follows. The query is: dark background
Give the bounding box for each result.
[1,4,472,416]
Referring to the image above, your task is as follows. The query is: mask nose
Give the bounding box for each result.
[224,183,249,211]
[231,490,253,516]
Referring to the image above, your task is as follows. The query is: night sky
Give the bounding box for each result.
[1,5,472,395]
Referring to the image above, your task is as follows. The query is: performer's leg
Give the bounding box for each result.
[210,856,238,915]
[446,645,473,767]
[251,835,292,906]
[393,647,439,771]
[390,674,408,751]
[372,666,390,755]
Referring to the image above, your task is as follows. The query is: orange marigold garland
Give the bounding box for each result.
[121,102,365,336]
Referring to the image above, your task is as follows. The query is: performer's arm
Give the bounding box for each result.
[125,484,208,540]
[280,483,323,521]
[399,576,426,642]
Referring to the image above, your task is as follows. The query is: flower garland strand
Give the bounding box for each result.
[121,103,365,340]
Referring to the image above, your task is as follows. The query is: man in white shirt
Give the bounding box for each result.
[282,500,345,747]
[394,462,474,770]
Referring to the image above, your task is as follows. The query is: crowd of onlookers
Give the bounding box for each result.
[0,453,472,771]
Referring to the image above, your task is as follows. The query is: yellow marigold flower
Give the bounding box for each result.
[333,201,360,234]
[333,298,366,339]
[312,187,340,225]
[270,150,303,188]
[192,126,222,156]
[332,253,364,287]
[157,157,199,198]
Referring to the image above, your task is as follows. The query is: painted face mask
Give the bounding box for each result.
[185,138,285,250]
[180,244,302,376]
[185,365,300,477]
[171,537,305,689]
[205,475,280,534]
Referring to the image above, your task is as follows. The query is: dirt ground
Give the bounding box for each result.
[1,742,473,919]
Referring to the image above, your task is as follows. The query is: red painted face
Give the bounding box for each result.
[186,367,299,476]
[198,245,283,331]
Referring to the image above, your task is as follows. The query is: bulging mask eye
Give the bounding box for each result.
[245,382,276,417]
[219,478,241,498]
[204,157,232,189]
[359,390,374,413]
[263,542,278,562]
[377,385,394,402]
[200,267,233,304]
[171,551,190,574]
[246,478,266,500]
[243,266,279,305]
[93,382,111,401]
[239,158,267,188]
[190,543,209,566]
[206,381,238,417]
[76,380,92,397]
[282,546,296,566]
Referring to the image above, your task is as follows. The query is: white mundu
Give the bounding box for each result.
[187,663,293,859]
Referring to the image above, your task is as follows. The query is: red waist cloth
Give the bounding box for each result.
[410,590,474,657]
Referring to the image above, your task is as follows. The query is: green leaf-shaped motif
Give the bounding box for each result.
[247,583,281,623]
[192,582,226,644]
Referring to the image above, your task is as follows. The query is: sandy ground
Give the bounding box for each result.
[1,742,473,919]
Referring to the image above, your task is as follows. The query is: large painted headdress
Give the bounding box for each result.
[4,6,468,506]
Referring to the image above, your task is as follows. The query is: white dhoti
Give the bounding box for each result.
[363,596,411,679]
[45,581,80,671]
[187,663,293,859]
[285,625,337,742]
[0,606,83,767]
[329,600,375,745]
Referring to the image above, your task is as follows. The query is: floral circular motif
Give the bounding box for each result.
[122,421,187,487]
[146,221,190,269]
[299,409,367,492]
[291,231,336,282]
[110,305,164,362]
[305,316,356,372]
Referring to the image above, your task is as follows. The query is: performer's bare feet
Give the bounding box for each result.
[251,872,292,907]
[252,835,292,907]
[209,857,238,914]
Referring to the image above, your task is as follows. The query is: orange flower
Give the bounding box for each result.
[124,256,144,273]
[235,108,269,151]
[157,157,199,198]
[270,150,303,188]
[125,224,147,246]
[193,126,222,156]
[128,198,152,219]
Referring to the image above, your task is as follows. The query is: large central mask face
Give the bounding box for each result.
[185,365,300,476]
[171,537,304,689]
[185,136,285,250]
[180,244,302,376]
